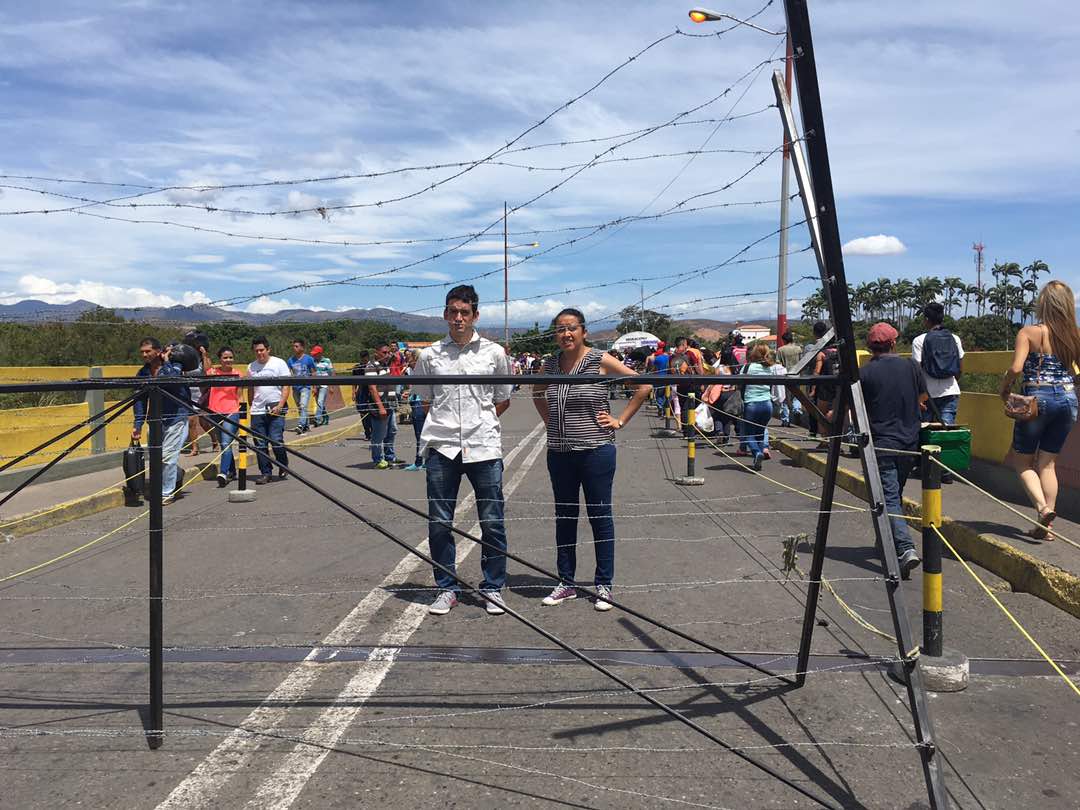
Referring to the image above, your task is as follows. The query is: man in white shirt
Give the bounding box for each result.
[911,302,964,426]
[247,336,292,484]
[412,285,513,616]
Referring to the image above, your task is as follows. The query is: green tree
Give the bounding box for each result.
[614,306,674,343]
[801,287,827,321]
[509,324,556,356]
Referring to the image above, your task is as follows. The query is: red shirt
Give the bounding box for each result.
[207,366,243,413]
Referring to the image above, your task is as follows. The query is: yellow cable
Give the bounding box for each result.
[932,525,1080,698]
[928,457,1080,551]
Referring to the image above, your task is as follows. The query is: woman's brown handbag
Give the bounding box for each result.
[1004,393,1038,422]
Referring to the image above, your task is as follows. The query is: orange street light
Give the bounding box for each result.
[687,7,784,35]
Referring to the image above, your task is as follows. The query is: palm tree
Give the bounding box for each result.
[1024,259,1050,314]
[851,282,871,321]
[802,288,827,321]
[962,283,982,318]
[942,276,964,318]
[891,278,915,326]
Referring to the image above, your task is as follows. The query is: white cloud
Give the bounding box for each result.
[183,254,226,264]
[504,298,606,322]
[229,262,276,273]
[241,295,311,314]
[842,235,908,256]
[0,273,211,309]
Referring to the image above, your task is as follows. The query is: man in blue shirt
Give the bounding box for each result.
[286,339,317,434]
[647,341,669,415]
[131,337,192,503]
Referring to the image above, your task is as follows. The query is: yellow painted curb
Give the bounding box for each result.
[778,440,1080,621]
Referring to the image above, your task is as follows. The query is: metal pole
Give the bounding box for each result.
[676,392,704,486]
[776,34,793,345]
[88,367,106,455]
[238,402,249,492]
[921,445,943,657]
[504,201,510,351]
[147,384,164,749]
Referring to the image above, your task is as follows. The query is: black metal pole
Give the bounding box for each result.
[147,384,164,749]
[237,402,248,492]
[921,446,944,657]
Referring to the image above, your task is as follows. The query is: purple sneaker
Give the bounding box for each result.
[541,584,577,606]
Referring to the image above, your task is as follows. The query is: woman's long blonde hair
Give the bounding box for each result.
[1036,280,1080,373]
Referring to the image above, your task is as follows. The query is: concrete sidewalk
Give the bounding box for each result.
[0,412,365,540]
[773,425,1080,619]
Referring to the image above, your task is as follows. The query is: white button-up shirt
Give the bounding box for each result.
[413,332,513,462]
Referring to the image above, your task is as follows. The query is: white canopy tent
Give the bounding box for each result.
[611,331,661,352]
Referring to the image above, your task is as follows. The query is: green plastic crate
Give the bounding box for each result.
[919,424,971,472]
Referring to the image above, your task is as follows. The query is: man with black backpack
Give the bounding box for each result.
[912,302,964,426]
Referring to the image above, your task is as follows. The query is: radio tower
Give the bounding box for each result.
[973,241,985,316]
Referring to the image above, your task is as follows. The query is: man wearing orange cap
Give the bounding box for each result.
[311,345,334,427]
[860,322,927,579]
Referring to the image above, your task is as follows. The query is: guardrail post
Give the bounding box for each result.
[147,384,164,747]
[676,393,705,486]
[919,444,968,692]
[88,367,106,455]
[228,402,256,503]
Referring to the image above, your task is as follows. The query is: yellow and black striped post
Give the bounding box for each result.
[921,444,943,657]
[663,384,674,432]
[228,402,257,503]
[676,392,704,486]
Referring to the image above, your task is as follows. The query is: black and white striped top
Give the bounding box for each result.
[543,349,614,452]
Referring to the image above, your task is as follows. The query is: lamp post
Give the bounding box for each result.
[689,8,790,344]
[502,200,540,350]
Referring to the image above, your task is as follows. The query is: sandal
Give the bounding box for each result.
[1029,508,1056,540]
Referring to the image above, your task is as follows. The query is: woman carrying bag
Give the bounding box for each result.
[532,308,651,611]
[1000,280,1080,539]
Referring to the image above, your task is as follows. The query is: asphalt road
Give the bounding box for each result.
[0,399,1077,809]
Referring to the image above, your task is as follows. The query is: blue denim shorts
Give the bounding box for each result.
[1011,385,1078,455]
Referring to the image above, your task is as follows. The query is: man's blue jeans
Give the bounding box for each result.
[211,412,240,478]
[426,452,506,592]
[314,386,329,423]
[742,400,773,457]
[161,418,189,497]
[251,410,288,476]
[877,453,915,555]
[931,394,959,425]
[293,386,312,429]
[370,411,397,463]
[547,444,616,586]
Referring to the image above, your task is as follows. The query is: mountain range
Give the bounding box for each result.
[0,299,763,342]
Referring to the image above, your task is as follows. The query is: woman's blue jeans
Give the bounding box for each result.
[546,444,616,586]
[742,400,773,457]
[411,401,427,465]
[211,412,240,477]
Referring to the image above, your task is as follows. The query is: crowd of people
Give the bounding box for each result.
[128,279,1080,612]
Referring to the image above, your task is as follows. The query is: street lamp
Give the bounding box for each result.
[689,7,792,344]
[688,7,784,35]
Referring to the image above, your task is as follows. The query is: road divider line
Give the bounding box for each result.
[156,421,546,810]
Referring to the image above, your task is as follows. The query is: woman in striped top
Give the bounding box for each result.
[532,308,651,610]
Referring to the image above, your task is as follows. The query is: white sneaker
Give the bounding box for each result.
[481,590,506,615]
[541,584,577,606]
[428,590,458,615]
[594,584,614,612]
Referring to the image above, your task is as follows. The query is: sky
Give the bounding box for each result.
[1,0,1078,330]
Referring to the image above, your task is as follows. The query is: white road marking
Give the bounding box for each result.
[156,421,547,810]
[243,433,548,809]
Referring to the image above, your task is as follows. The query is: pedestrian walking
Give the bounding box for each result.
[366,342,400,469]
[131,338,193,502]
[205,346,243,487]
[403,349,427,471]
[532,308,650,611]
[741,343,775,471]
[412,285,514,616]
[351,350,374,440]
[1000,280,1080,540]
[287,339,317,435]
[861,322,925,578]
[247,337,291,484]
[311,345,334,427]
[912,302,964,426]
[776,330,803,427]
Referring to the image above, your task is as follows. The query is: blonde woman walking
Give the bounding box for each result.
[1000,280,1080,539]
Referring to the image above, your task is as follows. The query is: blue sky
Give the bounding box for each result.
[1,0,1077,328]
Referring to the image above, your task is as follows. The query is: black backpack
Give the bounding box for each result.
[920,329,961,379]
[819,346,839,377]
